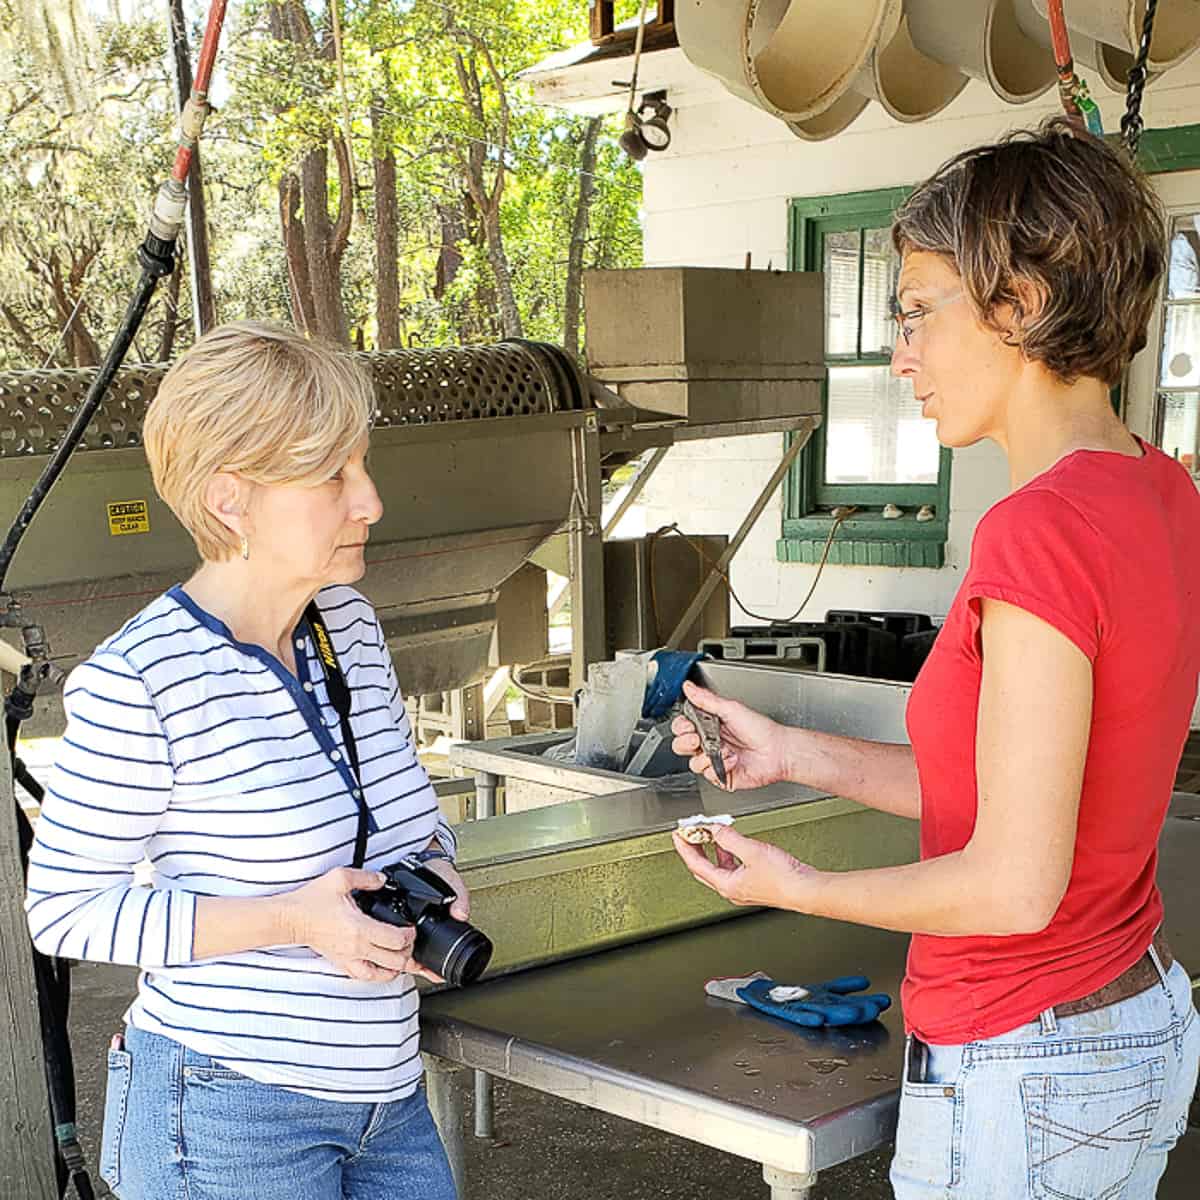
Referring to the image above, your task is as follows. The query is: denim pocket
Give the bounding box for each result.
[99,1049,132,1190]
[892,1079,962,1192]
[1022,1055,1165,1200]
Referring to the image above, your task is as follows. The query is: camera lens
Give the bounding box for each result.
[416,916,493,986]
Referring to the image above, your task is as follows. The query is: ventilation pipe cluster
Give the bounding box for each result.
[676,0,1199,140]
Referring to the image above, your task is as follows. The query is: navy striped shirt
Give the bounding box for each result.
[25,584,456,1102]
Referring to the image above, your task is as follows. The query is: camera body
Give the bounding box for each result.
[355,857,493,987]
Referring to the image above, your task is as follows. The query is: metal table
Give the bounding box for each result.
[421,793,1200,1199]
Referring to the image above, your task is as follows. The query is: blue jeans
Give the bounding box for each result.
[100,1026,457,1200]
[891,952,1199,1199]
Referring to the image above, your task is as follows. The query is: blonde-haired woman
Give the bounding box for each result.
[25,321,462,1199]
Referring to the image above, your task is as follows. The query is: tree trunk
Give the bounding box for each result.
[452,42,521,339]
[563,117,601,362]
[370,95,400,350]
[300,144,348,343]
[482,208,522,338]
[167,0,216,335]
[156,255,183,361]
[0,305,53,365]
[267,0,351,345]
[279,172,318,335]
[434,200,466,301]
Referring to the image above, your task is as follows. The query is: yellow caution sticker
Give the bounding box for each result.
[107,500,150,536]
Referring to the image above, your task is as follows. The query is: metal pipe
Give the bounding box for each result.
[473,1068,495,1139]
[603,446,669,539]
[664,417,817,651]
[171,0,228,184]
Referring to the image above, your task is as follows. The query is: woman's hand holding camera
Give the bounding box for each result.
[281,866,444,983]
[418,857,470,921]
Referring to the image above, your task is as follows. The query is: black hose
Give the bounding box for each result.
[0,238,173,595]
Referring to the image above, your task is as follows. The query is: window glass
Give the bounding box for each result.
[1156,213,1200,473]
[826,366,940,484]
[821,223,938,486]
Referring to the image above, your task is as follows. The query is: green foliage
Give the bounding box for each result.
[0,0,642,366]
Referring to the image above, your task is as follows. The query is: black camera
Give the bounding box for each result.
[355,858,493,987]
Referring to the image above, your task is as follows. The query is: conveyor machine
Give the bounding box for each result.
[0,266,823,736]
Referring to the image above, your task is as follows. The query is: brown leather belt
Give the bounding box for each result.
[1053,929,1174,1019]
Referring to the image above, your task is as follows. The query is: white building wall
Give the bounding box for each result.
[632,56,1200,624]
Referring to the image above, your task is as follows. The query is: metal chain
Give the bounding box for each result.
[1121,0,1159,158]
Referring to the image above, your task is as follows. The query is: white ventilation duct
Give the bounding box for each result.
[1031,0,1200,72]
[788,92,871,141]
[675,0,900,121]
[906,0,1056,103]
[675,0,1193,139]
[852,13,971,121]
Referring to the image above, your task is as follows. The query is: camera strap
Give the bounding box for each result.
[304,600,369,868]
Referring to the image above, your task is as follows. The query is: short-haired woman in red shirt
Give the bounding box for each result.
[672,117,1200,1199]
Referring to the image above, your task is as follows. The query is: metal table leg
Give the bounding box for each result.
[473,770,499,820]
[763,1164,817,1199]
[424,1053,468,1196]
[473,1068,494,1140]
[469,770,499,1139]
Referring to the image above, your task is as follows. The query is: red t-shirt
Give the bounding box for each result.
[904,441,1200,1044]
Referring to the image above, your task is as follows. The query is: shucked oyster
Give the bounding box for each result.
[676,813,734,844]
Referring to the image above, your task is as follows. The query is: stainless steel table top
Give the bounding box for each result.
[422,793,1200,1176]
[455,775,831,869]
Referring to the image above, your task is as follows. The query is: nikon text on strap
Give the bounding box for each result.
[303,601,369,869]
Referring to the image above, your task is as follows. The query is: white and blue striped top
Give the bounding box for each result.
[25,583,456,1103]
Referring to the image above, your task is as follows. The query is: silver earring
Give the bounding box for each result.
[240,535,249,561]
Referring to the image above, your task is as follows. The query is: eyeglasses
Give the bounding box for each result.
[892,291,963,346]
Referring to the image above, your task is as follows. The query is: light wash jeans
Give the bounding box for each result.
[891,950,1199,1199]
[100,1026,457,1200]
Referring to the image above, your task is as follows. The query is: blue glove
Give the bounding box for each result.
[642,649,705,719]
[735,975,891,1028]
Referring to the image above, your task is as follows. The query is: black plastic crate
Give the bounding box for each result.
[825,609,935,640]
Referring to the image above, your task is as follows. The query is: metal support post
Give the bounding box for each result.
[423,1053,469,1197]
[451,682,485,742]
[763,1164,817,1199]
[0,747,57,1199]
[665,418,819,650]
[569,417,606,691]
[602,445,669,538]
[473,1068,494,1140]
[472,770,499,820]
[468,768,500,1138]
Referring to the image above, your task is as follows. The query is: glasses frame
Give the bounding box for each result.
[892,290,964,346]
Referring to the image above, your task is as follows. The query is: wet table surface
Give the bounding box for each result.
[422,793,1200,1176]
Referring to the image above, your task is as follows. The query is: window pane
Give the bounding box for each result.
[862,226,901,355]
[1160,303,1200,387]
[1167,214,1200,300]
[825,366,940,484]
[823,230,860,355]
[1159,391,1199,473]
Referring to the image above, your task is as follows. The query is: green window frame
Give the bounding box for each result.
[778,188,951,568]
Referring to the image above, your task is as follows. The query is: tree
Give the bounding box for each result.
[0,0,643,368]
[265,0,352,344]
[563,116,601,361]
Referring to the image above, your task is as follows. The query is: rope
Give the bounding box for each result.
[1121,0,1159,158]
[625,0,651,120]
